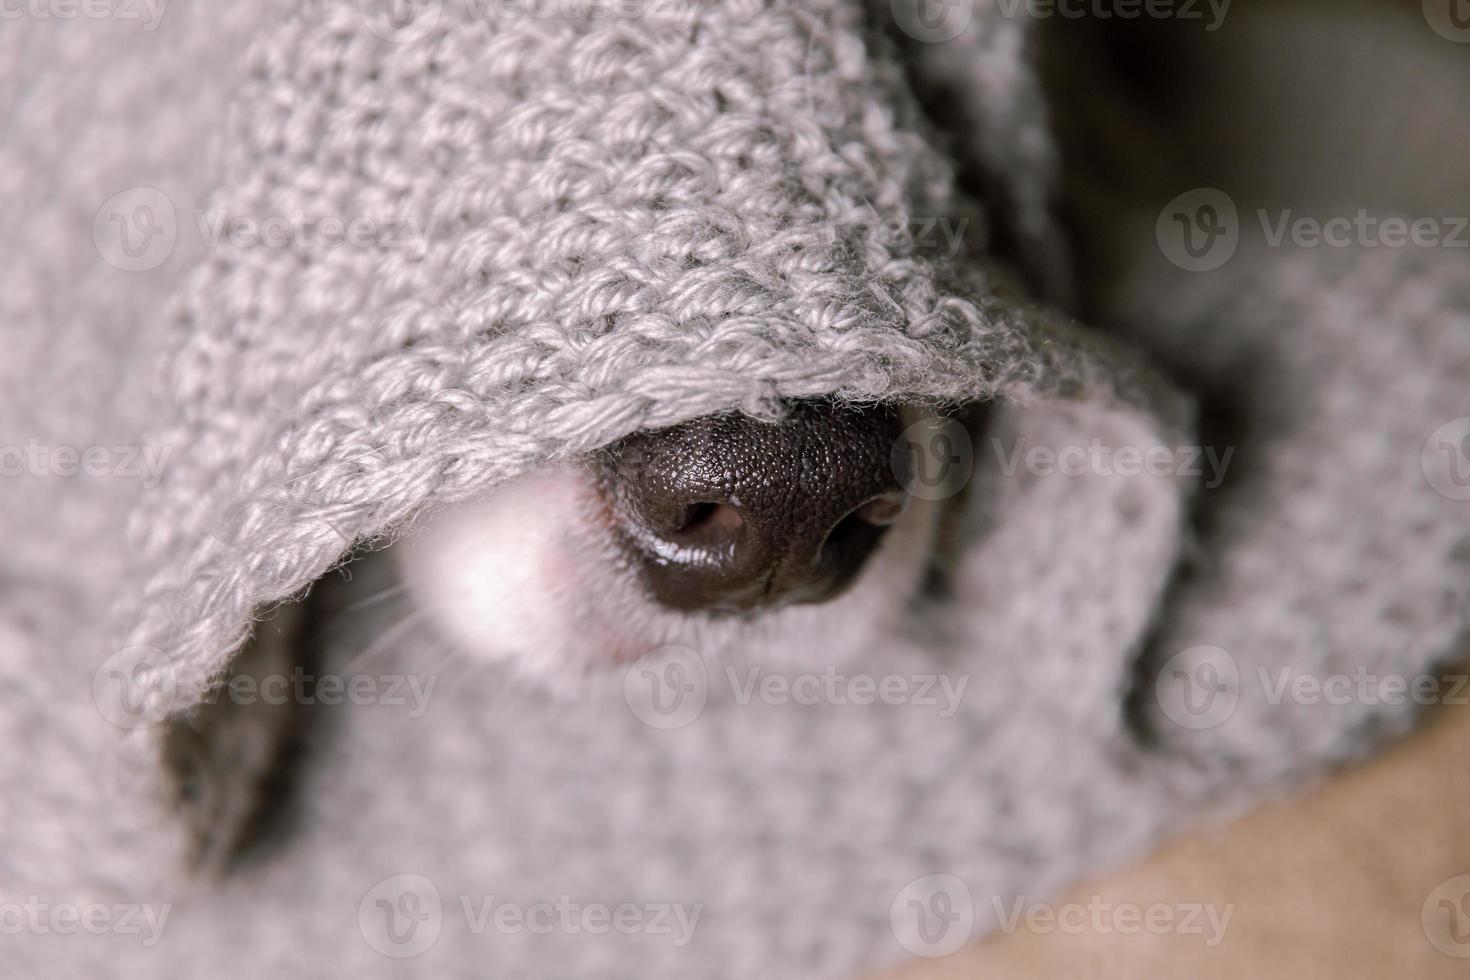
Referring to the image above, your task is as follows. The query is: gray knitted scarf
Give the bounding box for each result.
[4,1,1467,977]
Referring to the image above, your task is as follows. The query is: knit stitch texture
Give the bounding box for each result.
[3,1,1468,977]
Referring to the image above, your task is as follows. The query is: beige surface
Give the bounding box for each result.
[881,702,1470,979]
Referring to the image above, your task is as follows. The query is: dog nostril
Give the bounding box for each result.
[850,491,908,528]
[678,502,743,537]
[599,402,906,614]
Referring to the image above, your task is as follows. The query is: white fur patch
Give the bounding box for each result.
[395,462,943,686]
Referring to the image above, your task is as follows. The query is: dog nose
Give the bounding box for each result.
[599,402,907,613]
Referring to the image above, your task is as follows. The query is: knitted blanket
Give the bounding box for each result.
[3,1,1467,977]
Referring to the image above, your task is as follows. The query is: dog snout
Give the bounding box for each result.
[598,402,907,614]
